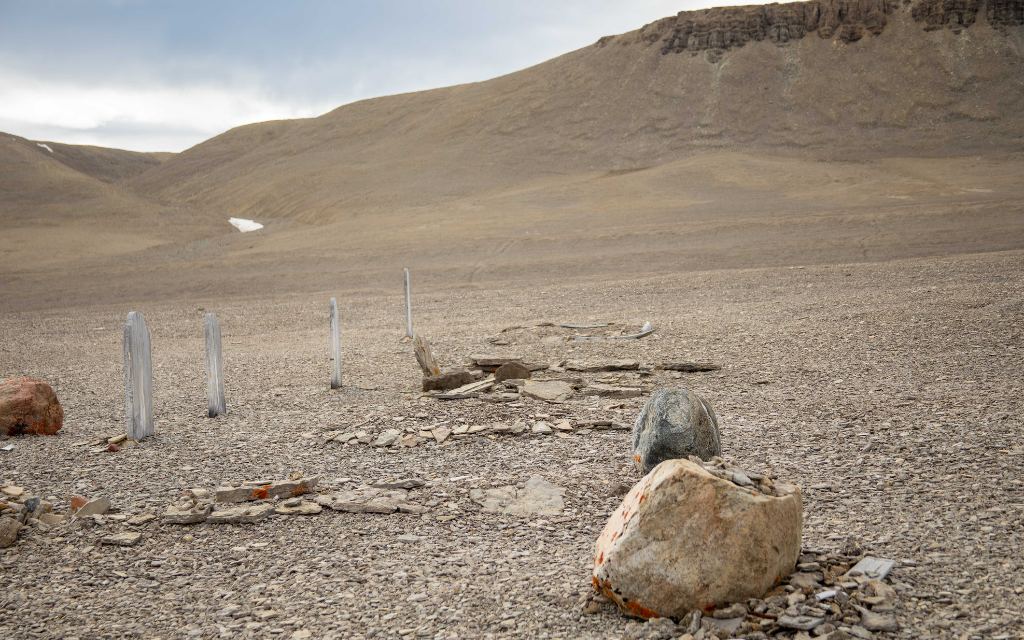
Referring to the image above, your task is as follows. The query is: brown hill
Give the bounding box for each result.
[130,0,1024,223]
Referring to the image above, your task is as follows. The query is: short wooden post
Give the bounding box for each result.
[329,298,342,389]
[403,267,414,338]
[204,313,226,417]
[123,311,154,440]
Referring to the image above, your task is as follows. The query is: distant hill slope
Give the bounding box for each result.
[130,0,1024,224]
[40,140,172,184]
[0,133,215,270]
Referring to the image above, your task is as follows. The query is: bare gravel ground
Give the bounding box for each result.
[1,250,1022,639]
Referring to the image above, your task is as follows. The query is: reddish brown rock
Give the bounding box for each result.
[0,377,64,436]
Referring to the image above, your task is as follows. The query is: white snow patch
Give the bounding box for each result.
[228,217,263,233]
[36,142,53,153]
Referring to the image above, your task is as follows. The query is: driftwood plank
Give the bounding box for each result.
[123,311,154,440]
[204,313,226,417]
[572,321,655,341]
[435,375,496,399]
[658,361,721,372]
[413,335,441,377]
[403,267,414,338]
[329,298,342,390]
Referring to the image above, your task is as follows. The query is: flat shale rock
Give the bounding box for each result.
[584,383,642,398]
[0,377,64,436]
[521,380,573,402]
[215,477,319,503]
[594,459,802,618]
[208,503,276,524]
[274,500,322,516]
[162,502,213,525]
[563,359,640,372]
[470,475,565,516]
[633,388,721,473]
[101,532,142,547]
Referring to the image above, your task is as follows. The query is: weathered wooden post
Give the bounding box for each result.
[403,267,414,338]
[329,298,342,389]
[204,312,226,417]
[123,311,154,440]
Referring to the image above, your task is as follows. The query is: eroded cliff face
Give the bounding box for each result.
[598,0,1023,56]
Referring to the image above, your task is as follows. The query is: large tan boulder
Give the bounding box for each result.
[593,458,802,619]
[0,377,64,436]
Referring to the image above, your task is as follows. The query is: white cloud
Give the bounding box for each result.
[0,71,337,151]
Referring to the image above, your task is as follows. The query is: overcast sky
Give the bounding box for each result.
[0,1,753,152]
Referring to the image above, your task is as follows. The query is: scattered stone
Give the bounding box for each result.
[1,485,25,499]
[846,556,896,581]
[162,502,213,525]
[583,383,642,398]
[855,606,898,631]
[562,359,640,372]
[632,388,722,474]
[274,500,322,516]
[422,369,474,392]
[399,433,422,448]
[208,503,276,524]
[216,477,319,503]
[778,615,825,631]
[470,475,564,516]
[127,513,156,526]
[74,497,111,517]
[623,616,678,640]
[521,380,573,402]
[0,377,64,436]
[0,516,20,548]
[38,513,68,526]
[593,459,802,618]
[494,361,531,382]
[101,532,143,547]
[432,426,451,443]
[552,419,572,432]
[371,429,401,448]
[532,422,553,434]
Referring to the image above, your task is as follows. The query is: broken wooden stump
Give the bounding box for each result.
[204,313,226,417]
[413,335,441,377]
[123,311,154,440]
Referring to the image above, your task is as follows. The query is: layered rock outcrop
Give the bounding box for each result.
[598,0,1023,56]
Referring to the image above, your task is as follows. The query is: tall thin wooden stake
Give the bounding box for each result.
[404,267,414,338]
[204,312,226,417]
[123,311,154,440]
[329,297,342,389]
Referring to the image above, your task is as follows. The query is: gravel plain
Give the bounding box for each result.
[1,249,1022,639]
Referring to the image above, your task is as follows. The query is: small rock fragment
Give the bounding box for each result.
[101,532,143,547]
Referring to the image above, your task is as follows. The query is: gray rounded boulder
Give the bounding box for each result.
[632,388,721,473]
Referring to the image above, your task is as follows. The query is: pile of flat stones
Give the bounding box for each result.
[163,476,429,525]
[325,418,628,450]
[591,548,901,640]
